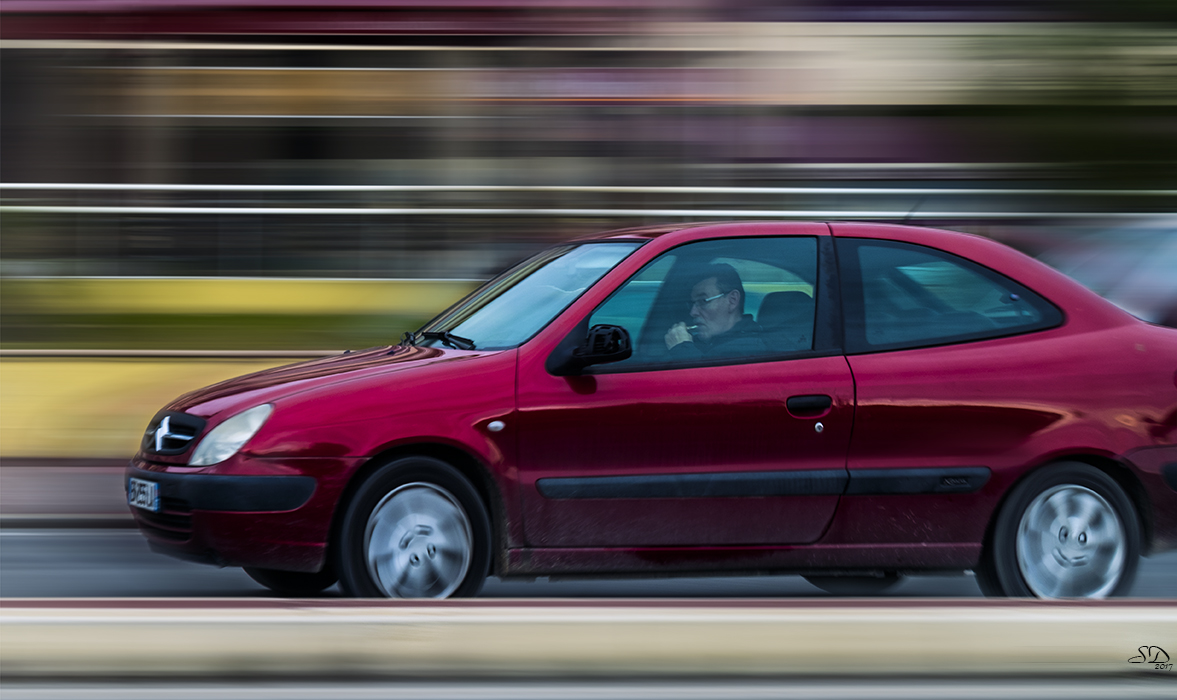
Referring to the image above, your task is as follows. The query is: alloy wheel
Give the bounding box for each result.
[364,482,474,598]
[1015,484,1126,598]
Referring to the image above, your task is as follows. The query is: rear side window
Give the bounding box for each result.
[838,239,1062,353]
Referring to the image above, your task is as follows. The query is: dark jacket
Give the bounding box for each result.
[667,314,771,361]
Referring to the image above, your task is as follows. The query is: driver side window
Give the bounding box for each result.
[590,255,677,336]
[587,237,819,370]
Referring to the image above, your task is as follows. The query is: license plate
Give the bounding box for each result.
[128,477,160,512]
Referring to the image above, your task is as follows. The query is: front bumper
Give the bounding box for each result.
[126,465,316,513]
[125,460,333,571]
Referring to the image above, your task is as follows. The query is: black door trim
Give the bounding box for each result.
[536,466,991,500]
[537,469,848,499]
[846,467,991,495]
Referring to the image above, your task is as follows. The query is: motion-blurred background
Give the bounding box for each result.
[2,1,1176,465]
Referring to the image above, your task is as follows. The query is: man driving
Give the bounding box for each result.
[664,263,769,359]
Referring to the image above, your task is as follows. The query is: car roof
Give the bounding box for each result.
[575,220,832,242]
[576,220,991,243]
[575,219,1142,331]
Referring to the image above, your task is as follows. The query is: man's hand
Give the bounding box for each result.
[665,322,693,350]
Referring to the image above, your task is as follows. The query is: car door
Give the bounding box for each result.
[515,233,855,547]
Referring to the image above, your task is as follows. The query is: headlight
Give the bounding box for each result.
[189,404,273,466]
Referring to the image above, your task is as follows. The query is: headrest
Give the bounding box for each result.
[757,291,813,328]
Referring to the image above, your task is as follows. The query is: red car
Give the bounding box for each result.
[126,222,1177,599]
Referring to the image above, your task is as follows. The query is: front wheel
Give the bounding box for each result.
[336,457,491,598]
[979,462,1140,599]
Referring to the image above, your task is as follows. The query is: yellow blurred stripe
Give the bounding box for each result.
[0,358,295,458]
[3,278,479,316]
[0,279,482,457]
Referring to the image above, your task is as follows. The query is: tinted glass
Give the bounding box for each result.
[841,239,1062,352]
[588,237,818,369]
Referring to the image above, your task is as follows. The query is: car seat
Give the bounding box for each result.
[756,291,814,351]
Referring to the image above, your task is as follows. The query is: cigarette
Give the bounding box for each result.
[685,324,699,331]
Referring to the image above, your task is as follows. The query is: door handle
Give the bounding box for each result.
[786,394,833,417]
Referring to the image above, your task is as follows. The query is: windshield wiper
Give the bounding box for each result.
[419,330,476,350]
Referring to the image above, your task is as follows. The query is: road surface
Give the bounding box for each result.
[2,529,1174,598]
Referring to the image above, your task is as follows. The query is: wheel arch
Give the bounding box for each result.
[981,454,1153,563]
[328,442,507,578]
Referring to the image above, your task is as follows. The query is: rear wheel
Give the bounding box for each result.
[979,462,1139,599]
[336,457,491,598]
[804,573,901,596]
[243,566,338,596]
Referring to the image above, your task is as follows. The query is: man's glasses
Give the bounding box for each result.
[688,292,726,311]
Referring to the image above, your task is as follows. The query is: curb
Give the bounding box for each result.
[2,599,1174,679]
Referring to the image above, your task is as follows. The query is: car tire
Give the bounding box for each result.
[336,456,491,599]
[980,462,1140,599]
[803,573,901,596]
[243,566,338,596]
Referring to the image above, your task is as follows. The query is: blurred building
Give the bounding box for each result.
[2,1,1176,280]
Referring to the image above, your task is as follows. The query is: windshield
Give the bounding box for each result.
[417,242,642,349]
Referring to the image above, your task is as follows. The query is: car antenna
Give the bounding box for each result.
[902,195,928,225]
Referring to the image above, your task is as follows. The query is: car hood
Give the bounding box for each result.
[166,344,464,417]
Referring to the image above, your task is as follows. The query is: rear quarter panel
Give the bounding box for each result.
[827,223,1177,551]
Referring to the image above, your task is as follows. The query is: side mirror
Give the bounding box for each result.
[547,324,632,376]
